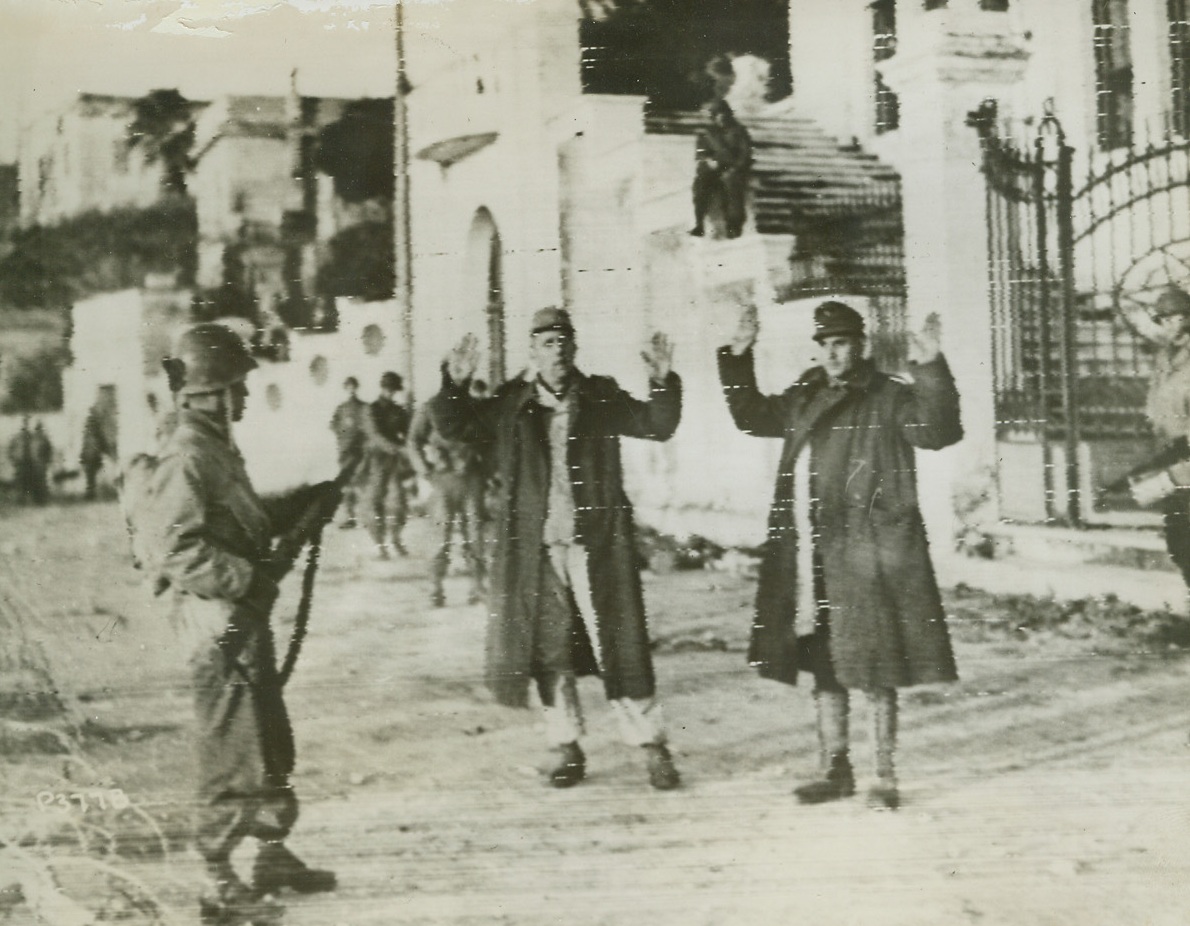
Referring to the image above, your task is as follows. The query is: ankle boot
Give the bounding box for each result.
[795,689,855,803]
[642,742,681,790]
[200,859,283,924]
[253,842,337,896]
[794,751,856,803]
[547,741,586,788]
[866,687,899,810]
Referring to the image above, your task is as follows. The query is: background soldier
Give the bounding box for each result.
[434,308,683,791]
[1131,285,1190,586]
[362,371,413,558]
[80,387,118,500]
[329,375,367,529]
[408,368,487,608]
[30,420,53,505]
[138,324,337,922]
[690,100,752,240]
[718,301,963,810]
[7,417,39,505]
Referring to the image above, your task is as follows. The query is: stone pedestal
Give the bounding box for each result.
[879,10,1030,557]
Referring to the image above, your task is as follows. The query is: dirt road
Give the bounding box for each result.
[2,501,1189,925]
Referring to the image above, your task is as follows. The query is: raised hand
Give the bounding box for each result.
[642,331,674,381]
[729,304,759,355]
[446,333,480,384]
[907,312,942,365]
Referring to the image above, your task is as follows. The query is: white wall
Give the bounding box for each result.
[238,298,407,494]
[405,0,579,402]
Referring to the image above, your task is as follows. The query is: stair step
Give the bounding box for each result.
[987,522,1173,572]
[646,105,903,251]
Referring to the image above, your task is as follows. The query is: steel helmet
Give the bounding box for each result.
[1154,285,1190,319]
[165,323,257,395]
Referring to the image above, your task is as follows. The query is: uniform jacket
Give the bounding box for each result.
[330,396,367,458]
[431,368,682,707]
[81,406,117,467]
[138,407,309,653]
[362,397,413,481]
[718,347,962,690]
[697,121,752,172]
[31,428,52,468]
[7,429,34,471]
[144,408,271,605]
[408,402,484,478]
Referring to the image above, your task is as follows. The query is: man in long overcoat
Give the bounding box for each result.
[433,308,682,790]
[718,300,962,810]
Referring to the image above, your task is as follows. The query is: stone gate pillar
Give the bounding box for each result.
[879,4,1030,555]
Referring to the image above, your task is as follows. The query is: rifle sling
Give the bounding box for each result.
[278,526,324,688]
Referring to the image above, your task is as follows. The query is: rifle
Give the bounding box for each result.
[269,459,359,686]
[1098,436,1190,500]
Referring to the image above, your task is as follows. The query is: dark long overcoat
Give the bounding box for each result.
[717,347,962,690]
[432,369,682,707]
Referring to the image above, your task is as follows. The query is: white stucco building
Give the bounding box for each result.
[17,94,179,226]
[393,0,1190,565]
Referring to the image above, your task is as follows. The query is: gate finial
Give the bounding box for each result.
[1036,97,1066,145]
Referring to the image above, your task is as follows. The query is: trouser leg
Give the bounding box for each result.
[430,498,453,605]
[722,168,748,237]
[390,469,408,544]
[691,164,719,232]
[460,485,487,597]
[816,688,850,770]
[794,687,855,804]
[548,543,665,747]
[866,687,898,780]
[1162,489,1190,588]
[191,630,297,866]
[367,465,387,546]
[537,673,584,746]
[865,687,900,809]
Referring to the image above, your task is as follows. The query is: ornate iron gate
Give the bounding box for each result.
[974,101,1190,525]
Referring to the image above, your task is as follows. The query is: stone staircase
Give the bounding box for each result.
[643,103,905,301]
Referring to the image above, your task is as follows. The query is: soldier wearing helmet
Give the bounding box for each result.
[329,376,367,529]
[361,370,413,558]
[144,323,336,921]
[1136,285,1190,585]
[690,99,752,239]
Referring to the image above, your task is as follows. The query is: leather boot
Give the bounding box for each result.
[794,689,855,804]
[866,688,899,811]
[642,742,681,791]
[794,752,856,804]
[253,842,337,896]
[200,859,283,925]
[547,741,586,788]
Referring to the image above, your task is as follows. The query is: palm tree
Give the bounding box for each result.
[127,89,197,197]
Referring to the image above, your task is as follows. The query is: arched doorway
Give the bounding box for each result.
[467,208,506,384]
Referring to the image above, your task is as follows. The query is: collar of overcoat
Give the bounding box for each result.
[508,368,593,419]
[784,357,878,461]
